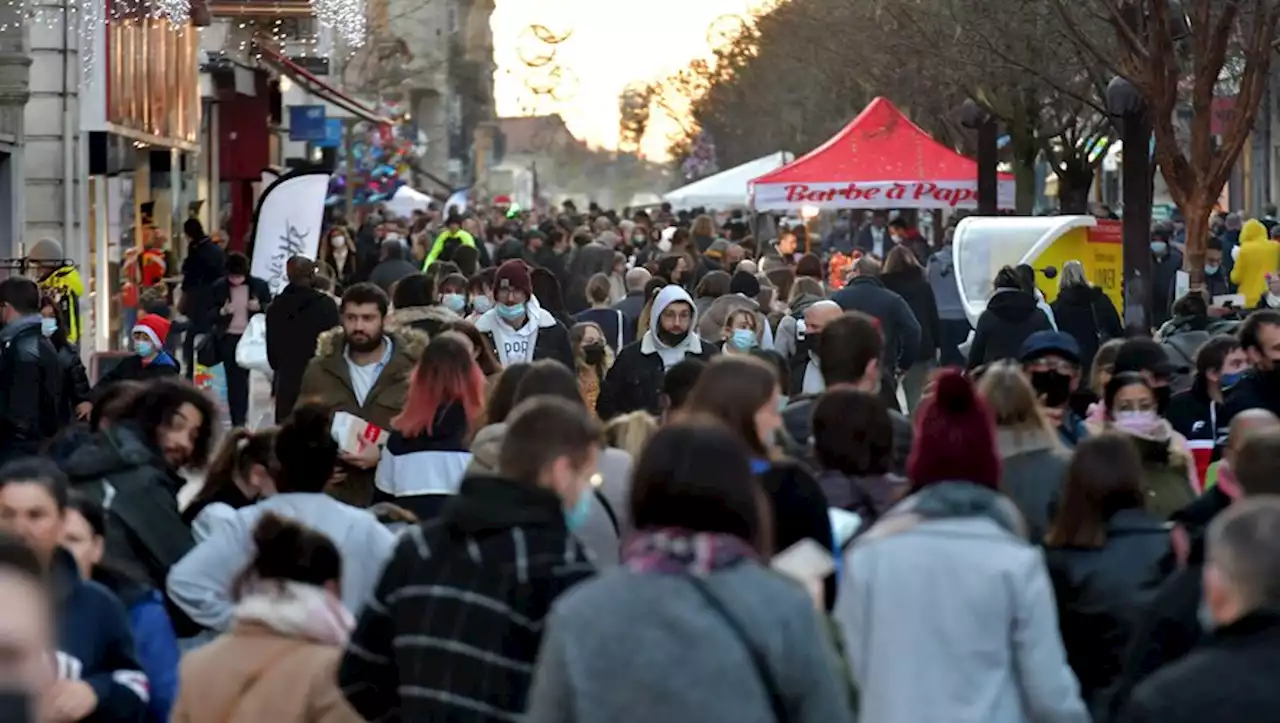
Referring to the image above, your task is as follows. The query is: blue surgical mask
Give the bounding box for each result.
[496,302,526,321]
[1221,370,1245,389]
[564,487,593,532]
[729,328,757,350]
[1205,263,1220,276]
[40,318,57,337]
[1150,241,1168,255]
[471,295,493,314]
[134,340,154,357]
[442,293,466,313]
[778,394,790,411]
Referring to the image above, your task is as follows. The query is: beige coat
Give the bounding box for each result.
[170,623,362,723]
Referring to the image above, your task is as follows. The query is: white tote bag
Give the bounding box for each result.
[235,314,272,374]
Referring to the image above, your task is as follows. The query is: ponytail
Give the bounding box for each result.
[187,427,277,517]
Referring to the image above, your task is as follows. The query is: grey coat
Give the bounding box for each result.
[467,422,633,567]
[525,563,855,723]
[997,428,1071,543]
[836,488,1089,723]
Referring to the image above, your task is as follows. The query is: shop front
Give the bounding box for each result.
[84,16,202,355]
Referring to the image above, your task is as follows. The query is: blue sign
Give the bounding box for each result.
[316,118,343,148]
[289,105,326,142]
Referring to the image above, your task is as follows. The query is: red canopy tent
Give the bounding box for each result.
[749,97,1014,211]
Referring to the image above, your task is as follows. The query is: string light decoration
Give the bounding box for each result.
[311,0,365,47]
[151,0,189,26]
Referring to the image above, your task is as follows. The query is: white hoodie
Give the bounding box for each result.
[640,285,703,369]
[474,294,558,367]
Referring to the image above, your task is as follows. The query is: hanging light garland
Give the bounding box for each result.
[311,0,365,47]
[151,0,189,26]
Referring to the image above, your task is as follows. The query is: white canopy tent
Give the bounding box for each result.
[664,151,793,210]
[386,186,434,217]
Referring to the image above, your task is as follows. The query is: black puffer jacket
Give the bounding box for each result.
[1052,284,1123,376]
[1044,508,1173,714]
[597,337,716,419]
[967,289,1052,368]
[62,423,198,636]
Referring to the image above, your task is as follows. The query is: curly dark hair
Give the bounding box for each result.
[115,379,219,467]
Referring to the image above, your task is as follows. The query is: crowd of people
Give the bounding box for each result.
[4,199,1280,722]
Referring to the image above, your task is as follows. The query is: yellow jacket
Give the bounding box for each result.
[1230,219,1279,306]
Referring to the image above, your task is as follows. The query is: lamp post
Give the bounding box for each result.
[960,99,998,215]
[1106,76,1154,331]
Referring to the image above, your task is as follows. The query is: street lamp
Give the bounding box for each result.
[960,99,998,215]
[1106,76,1154,331]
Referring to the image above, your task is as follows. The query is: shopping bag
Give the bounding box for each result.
[235,314,272,373]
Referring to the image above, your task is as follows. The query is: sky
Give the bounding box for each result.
[491,0,769,159]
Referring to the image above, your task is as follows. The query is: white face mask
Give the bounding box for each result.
[331,238,346,250]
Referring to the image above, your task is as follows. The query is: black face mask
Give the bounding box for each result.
[656,326,690,347]
[583,342,606,366]
[1030,370,1072,408]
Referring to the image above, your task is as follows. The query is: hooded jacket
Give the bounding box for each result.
[881,266,941,364]
[697,293,775,350]
[166,492,397,632]
[52,547,151,722]
[93,350,181,395]
[1230,219,1279,307]
[474,295,575,370]
[297,326,427,506]
[467,421,633,566]
[338,475,595,723]
[63,424,198,635]
[373,401,474,522]
[1051,283,1123,376]
[91,565,180,723]
[598,285,717,419]
[967,289,1053,368]
[830,276,922,374]
[388,304,458,339]
[265,282,341,421]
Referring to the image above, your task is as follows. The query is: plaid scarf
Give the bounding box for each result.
[623,528,758,576]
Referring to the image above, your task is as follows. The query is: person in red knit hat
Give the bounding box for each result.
[92,313,181,391]
[834,366,1087,723]
[907,368,1002,491]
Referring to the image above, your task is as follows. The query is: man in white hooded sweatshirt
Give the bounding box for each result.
[473,260,574,369]
[597,284,717,419]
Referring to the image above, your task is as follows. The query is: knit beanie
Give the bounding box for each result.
[907,369,1000,491]
[494,260,533,297]
[132,314,171,348]
[730,270,760,298]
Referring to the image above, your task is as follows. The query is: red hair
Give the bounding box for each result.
[391,335,486,437]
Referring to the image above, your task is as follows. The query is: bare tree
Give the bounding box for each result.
[1054,0,1280,286]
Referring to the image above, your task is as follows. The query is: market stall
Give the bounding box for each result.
[749,97,1014,211]
[665,151,793,210]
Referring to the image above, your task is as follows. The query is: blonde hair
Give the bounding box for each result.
[604,411,659,460]
[790,276,825,305]
[724,308,758,333]
[978,361,1059,442]
[691,214,716,239]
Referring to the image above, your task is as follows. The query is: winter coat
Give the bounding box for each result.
[208,275,272,335]
[473,300,575,370]
[297,327,427,506]
[1085,419,1198,520]
[967,289,1053,369]
[91,566,181,723]
[1151,248,1184,329]
[926,245,967,321]
[758,459,837,609]
[835,482,1089,723]
[1118,611,1280,723]
[92,350,181,394]
[598,336,716,419]
[374,401,474,522]
[166,492,397,632]
[1223,367,1280,425]
[575,306,631,352]
[62,423,197,635]
[265,283,341,422]
[171,621,361,723]
[0,315,62,461]
[54,342,91,426]
[52,548,151,722]
[467,422,632,566]
[525,559,855,723]
[1044,508,1173,715]
[611,291,647,338]
[773,292,825,360]
[697,294,774,350]
[179,237,226,331]
[1051,283,1122,376]
[388,304,458,339]
[338,475,596,723]
[995,428,1071,543]
[321,248,359,292]
[830,277,922,373]
[1229,219,1279,307]
[880,267,940,364]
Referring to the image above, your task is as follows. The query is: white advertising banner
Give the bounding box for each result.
[751,179,1015,211]
[249,170,331,295]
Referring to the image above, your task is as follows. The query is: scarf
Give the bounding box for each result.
[623,528,758,576]
[234,580,354,646]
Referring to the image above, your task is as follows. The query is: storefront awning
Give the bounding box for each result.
[257,45,390,125]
